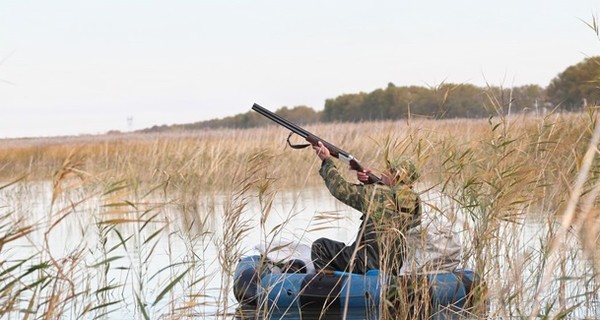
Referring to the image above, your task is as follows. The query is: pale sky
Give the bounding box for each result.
[1,1,599,138]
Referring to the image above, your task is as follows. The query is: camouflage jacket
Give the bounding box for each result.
[319,158,421,273]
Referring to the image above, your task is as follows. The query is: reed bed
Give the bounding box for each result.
[0,108,599,319]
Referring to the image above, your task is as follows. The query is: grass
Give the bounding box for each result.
[0,106,599,319]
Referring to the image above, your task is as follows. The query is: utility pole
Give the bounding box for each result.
[126,116,133,131]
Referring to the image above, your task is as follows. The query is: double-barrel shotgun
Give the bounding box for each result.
[251,103,381,184]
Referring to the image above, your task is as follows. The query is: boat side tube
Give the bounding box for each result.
[233,255,482,313]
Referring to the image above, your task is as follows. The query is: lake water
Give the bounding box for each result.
[1,181,598,319]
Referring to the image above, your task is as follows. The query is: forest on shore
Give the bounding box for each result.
[141,56,600,133]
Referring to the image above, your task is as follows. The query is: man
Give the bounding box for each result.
[311,141,421,275]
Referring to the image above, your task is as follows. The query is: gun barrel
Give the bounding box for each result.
[252,103,310,139]
[252,103,344,156]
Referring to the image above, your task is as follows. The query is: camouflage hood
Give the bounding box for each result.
[386,156,419,185]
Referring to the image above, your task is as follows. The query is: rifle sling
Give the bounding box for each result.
[287,132,312,149]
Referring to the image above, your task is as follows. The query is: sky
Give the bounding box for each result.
[1,1,599,139]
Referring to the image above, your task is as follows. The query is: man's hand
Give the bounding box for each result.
[356,168,373,183]
[313,141,331,161]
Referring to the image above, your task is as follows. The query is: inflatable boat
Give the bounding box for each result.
[233,255,482,315]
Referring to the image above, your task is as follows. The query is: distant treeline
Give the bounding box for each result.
[141,56,600,133]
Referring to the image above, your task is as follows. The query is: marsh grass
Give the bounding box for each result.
[1,107,600,319]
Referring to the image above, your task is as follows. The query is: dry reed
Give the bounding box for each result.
[0,108,599,319]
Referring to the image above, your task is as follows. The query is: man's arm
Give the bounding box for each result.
[319,158,366,213]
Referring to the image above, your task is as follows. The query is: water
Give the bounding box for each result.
[235,305,379,320]
[1,181,598,319]
[0,182,363,319]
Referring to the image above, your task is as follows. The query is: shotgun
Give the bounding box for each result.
[252,103,381,184]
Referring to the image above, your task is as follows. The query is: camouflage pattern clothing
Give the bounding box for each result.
[311,158,421,275]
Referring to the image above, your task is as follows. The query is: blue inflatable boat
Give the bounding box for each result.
[233,255,483,316]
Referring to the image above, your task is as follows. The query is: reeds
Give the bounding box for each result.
[0,108,599,319]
